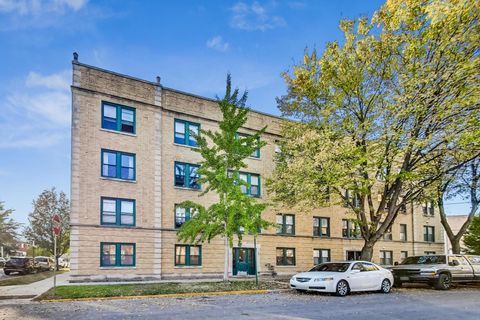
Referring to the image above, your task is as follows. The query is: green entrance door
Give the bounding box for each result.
[233,248,256,276]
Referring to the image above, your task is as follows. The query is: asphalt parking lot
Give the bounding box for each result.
[1,285,480,320]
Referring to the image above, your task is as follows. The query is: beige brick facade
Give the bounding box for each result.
[70,61,445,280]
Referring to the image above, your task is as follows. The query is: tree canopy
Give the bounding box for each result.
[269,0,480,260]
[24,188,70,262]
[464,215,480,254]
[0,201,20,254]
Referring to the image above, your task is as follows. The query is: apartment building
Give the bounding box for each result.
[69,55,445,280]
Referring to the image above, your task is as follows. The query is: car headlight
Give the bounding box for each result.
[314,277,334,282]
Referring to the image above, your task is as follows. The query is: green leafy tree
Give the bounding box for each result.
[177,75,270,280]
[269,0,480,261]
[24,188,70,269]
[0,201,21,255]
[464,215,480,254]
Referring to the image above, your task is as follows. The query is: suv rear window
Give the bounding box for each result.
[8,258,27,265]
[401,255,446,265]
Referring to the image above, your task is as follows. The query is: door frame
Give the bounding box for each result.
[232,247,257,276]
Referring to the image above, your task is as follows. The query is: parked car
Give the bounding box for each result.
[3,256,38,275]
[0,257,6,268]
[391,254,480,290]
[58,256,70,269]
[290,261,394,296]
[34,256,54,272]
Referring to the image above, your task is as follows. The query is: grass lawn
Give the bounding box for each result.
[0,270,66,286]
[37,280,288,300]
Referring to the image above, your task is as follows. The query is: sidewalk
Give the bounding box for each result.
[0,272,71,299]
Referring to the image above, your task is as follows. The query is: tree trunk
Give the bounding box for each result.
[223,237,229,281]
[451,238,462,254]
[360,240,375,261]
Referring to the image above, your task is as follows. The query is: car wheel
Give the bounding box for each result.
[4,271,10,275]
[434,273,452,290]
[380,279,392,293]
[336,280,349,297]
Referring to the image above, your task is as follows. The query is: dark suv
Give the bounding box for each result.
[3,257,37,275]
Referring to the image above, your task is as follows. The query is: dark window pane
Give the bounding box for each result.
[101,244,116,266]
[120,109,134,133]
[189,166,200,189]
[121,123,134,133]
[103,118,117,130]
[188,124,199,146]
[175,121,186,145]
[103,164,116,177]
[175,207,186,228]
[103,105,117,130]
[175,163,186,187]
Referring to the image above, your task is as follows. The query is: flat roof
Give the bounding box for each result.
[73,60,286,122]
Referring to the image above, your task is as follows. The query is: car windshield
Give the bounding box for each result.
[309,263,350,272]
[401,255,446,265]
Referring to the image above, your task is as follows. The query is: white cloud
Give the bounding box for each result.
[8,91,70,125]
[230,1,286,31]
[26,70,70,90]
[0,70,71,149]
[206,36,230,52]
[0,0,87,15]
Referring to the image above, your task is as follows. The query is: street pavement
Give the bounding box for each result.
[1,286,479,320]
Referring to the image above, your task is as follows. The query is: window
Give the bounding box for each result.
[276,248,295,266]
[174,119,200,147]
[235,172,260,197]
[342,220,361,239]
[422,202,435,216]
[362,262,379,271]
[313,249,330,265]
[100,243,135,267]
[400,224,407,241]
[175,245,201,266]
[383,226,392,241]
[424,226,435,242]
[101,198,135,226]
[102,102,135,134]
[425,251,436,255]
[174,162,200,189]
[380,250,393,265]
[313,217,330,237]
[101,150,135,180]
[174,206,196,228]
[400,251,408,261]
[276,214,295,235]
[236,132,260,158]
[343,190,361,208]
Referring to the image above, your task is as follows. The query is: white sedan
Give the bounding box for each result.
[290,261,394,296]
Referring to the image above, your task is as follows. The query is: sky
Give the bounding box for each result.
[0,0,470,227]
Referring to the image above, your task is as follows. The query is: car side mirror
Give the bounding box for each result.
[351,269,361,274]
[394,261,399,266]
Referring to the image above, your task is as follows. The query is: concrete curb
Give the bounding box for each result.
[39,289,277,302]
[0,294,37,300]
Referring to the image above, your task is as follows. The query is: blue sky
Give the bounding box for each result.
[0,0,470,226]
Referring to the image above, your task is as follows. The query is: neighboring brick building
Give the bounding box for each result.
[69,56,445,280]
